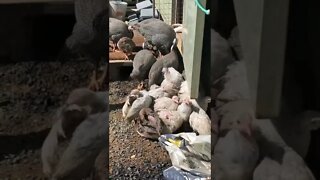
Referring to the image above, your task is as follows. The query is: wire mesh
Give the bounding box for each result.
[154,0,172,24]
[172,0,183,24]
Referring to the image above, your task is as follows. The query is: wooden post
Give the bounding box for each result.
[182,0,206,98]
[233,0,290,118]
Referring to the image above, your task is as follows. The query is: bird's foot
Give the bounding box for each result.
[124,54,130,60]
[88,78,100,91]
[88,68,107,91]
[137,81,146,90]
[96,67,107,88]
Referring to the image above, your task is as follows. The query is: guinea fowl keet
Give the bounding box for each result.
[117,37,136,60]
[109,17,134,52]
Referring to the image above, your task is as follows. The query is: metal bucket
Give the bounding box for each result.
[109,1,128,21]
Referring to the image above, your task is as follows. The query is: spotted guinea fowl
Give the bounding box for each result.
[148,40,181,87]
[131,18,176,57]
[109,17,134,52]
[61,0,108,92]
[130,49,157,87]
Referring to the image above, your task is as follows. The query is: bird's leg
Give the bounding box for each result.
[88,70,100,91]
[157,51,163,59]
[123,53,129,60]
[137,81,145,90]
[97,66,107,87]
[111,43,117,52]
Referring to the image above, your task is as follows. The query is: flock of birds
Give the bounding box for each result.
[41,88,108,179]
[122,67,212,139]
[109,16,212,139]
[41,0,109,179]
[39,0,320,178]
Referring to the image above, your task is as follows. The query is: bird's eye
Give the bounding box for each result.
[237,120,240,124]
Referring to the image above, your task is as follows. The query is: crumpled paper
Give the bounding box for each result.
[159,133,211,179]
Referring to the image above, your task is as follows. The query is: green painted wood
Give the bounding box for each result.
[182,0,206,98]
[256,0,289,118]
[233,0,289,118]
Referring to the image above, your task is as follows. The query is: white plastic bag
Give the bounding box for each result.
[159,133,211,178]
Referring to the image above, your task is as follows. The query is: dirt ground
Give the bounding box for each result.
[109,80,172,179]
[0,60,100,179]
[0,61,171,179]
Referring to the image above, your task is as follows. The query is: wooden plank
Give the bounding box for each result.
[255,0,289,118]
[233,0,264,114]
[109,60,133,67]
[182,0,206,98]
[233,0,289,118]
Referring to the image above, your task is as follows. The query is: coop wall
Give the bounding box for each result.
[155,0,172,24]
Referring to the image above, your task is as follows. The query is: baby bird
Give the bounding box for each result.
[214,100,259,180]
[177,99,193,122]
[122,89,144,118]
[160,79,180,97]
[153,96,179,112]
[41,88,108,178]
[148,85,170,99]
[125,94,153,122]
[253,147,316,180]
[189,109,212,135]
[52,112,108,180]
[162,67,184,87]
[214,128,259,180]
[117,37,136,60]
[158,110,183,133]
[178,81,190,102]
[136,108,166,139]
[122,94,139,118]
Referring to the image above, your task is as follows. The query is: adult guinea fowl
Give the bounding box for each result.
[63,0,108,91]
[131,18,176,57]
[130,49,157,85]
[148,39,182,87]
[109,17,134,52]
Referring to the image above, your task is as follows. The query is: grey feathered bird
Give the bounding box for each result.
[148,39,181,87]
[132,18,176,57]
[109,17,134,51]
[117,37,136,60]
[130,49,157,83]
[62,0,108,91]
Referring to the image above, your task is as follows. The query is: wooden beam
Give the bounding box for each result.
[255,0,289,118]
[182,0,206,98]
[233,0,264,113]
[233,0,289,118]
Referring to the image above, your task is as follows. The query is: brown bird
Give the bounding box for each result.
[117,37,136,60]
[136,108,165,139]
